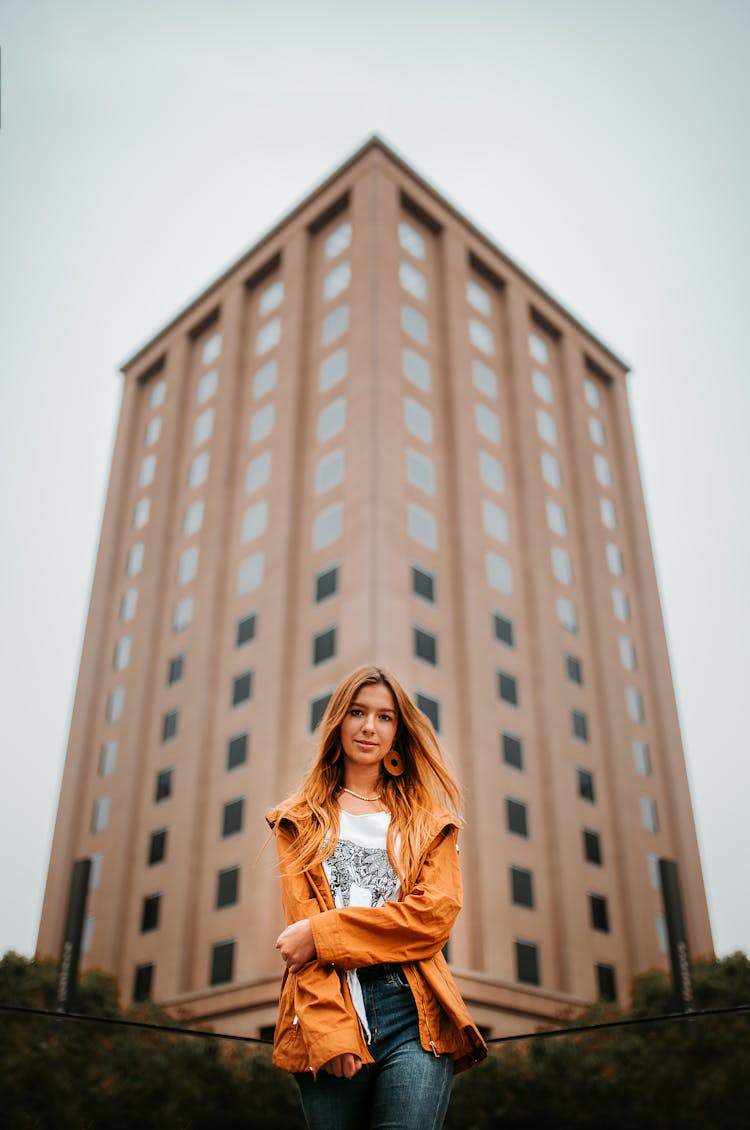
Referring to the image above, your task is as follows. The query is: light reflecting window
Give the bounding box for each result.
[323,261,351,301]
[475,404,501,444]
[529,332,549,364]
[648,852,661,890]
[626,685,645,722]
[407,503,437,550]
[322,305,349,344]
[404,397,433,443]
[237,552,264,594]
[127,542,144,576]
[619,636,637,671]
[316,448,345,494]
[256,317,281,356]
[113,637,131,671]
[149,380,166,409]
[594,454,612,486]
[320,348,348,391]
[612,588,631,622]
[398,220,425,260]
[466,279,491,316]
[400,261,427,301]
[139,454,156,487]
[120,588,138,623]
[318,397,346,443]
[589,417,606,446]
[532,369,553,403]
[133,498,150,530]
[541,451,562,488]
[259,279,284,316]
[197,369,218,404]
[253,359,277,400]
[486,551,513,594]
[193,409,214,447]
[641,796,659,833]
[202,332,222,365]
[473,359,497,399]
[91,796,110,833]
[245,451,271,493]
[188,451,209,488]
[172,596,193,632]
[177,545,199,584]
[584,378,601,409]
[106,686,125,722]
[145,417,161,446]
[183,500,204,537]
[482,500,508,543]
[656,913,668,954]
[325,221,352,260]
[606,543,624,576]
[406,448,435,494]
[402,348,430,391]
[479,451,505,493]
[633,739,652,776]
[551,545,573,584]
[600,497,617,529]
[99,740,117,776]
[402,304,428,345]
[242,500,268,543]
[249,403,275,444]
[469,317,494,356]
[314,503,343,550]
[546,499,568,537]
[557,596,578,633]
[536,409,557,446]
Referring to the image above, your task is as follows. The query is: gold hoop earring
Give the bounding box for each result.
[384,749,404,777]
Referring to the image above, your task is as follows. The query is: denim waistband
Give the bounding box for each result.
[356,962,403,983]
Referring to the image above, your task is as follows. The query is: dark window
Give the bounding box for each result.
[162,709,178,742]
[232,671,252,706]
[313,627,336,665]
[596,963,617,1002]
[506,798,528,838]
[133,963,154,1002]
[167,654,184,685]
[501,732,523,771]
[583,829,602,865]
[590,893,609,932]
[493,613,514,646]
[236,613,257,647]
[148,829,167,865]
[411,566,435,602]
[414,627,438,665]
[498,671,518,706]
[310,693,331,731]
[222,798,244,838]
[210,940,235,985]
[515,940,540,985]
[155,768,172,803]
[217,866,239,909]
[315,566,338,602]
[140,894,160,933]
[571,709,588,742]
[565,653,582,685]
[259,1024,276,1043]
[227,732,248,771]
[577,768,595,803]
[416,693,440,732]
[511,866,534,908]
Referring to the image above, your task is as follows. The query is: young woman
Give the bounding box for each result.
[266,665,486,1130]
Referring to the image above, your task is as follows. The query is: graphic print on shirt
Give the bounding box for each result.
[326,838,400,908]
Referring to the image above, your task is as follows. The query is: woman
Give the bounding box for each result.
[266,665,487,1130]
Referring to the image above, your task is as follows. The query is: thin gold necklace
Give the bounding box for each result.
[340,786,381,803]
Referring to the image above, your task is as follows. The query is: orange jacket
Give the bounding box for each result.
[266,804,487,1078]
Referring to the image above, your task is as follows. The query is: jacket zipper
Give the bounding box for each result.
[412,964,440,1057]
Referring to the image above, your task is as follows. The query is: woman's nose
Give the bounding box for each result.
[361,714,376,733]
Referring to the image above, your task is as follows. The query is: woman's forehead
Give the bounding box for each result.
[352,682,397,712]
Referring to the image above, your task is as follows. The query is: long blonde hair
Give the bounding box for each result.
[277,665,462,891]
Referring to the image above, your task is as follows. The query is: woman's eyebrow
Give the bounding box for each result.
[350,700,395,715]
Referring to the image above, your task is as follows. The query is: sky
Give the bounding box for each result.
[1,0,749,967]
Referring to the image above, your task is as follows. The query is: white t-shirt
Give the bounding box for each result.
[323,809,401,1040]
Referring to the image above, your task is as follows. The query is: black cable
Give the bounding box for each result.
[0,1003,274,1045]
[485,1002,750,1044]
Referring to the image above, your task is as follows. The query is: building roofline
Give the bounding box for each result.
[120,133,630,374]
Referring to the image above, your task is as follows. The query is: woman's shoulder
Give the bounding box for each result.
[426,803,462,836]
[265,793,309,831]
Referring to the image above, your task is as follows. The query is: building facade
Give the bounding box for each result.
[37,138,713,1038]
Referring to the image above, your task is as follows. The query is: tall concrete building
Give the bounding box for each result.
[37,137,712,1038]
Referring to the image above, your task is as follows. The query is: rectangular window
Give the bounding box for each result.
[528,332,549,364]
[600,497,617,529]
[313,627,336,665]
[402,347,431,391]
[589,893,610,933]
[167,654,184,685]
[648,852,661,890]
[469,317,494,356]
[241,500,268,543]
[479,451,504,493]
[589,417,606,446]
[310,693,332,731]
[577,768,595,803]
[139,454,156,487]
[140,894,160,933]
[493,613,514,646]
[557,596,578,633]
[91,796,110,833]
[193,408,214,447]
[161,709,178,742]
[222,798,244,837]
[144,417,161,446]
[506,798,528,837]
[256,316,281,356]
[202,332,222,365]
[126,542,144,577]
[400,260,427,301]
[551,545,573,585]
[322,305,349,345]
[106,686,125,723]
[472,359,497,398]
[594,454,612,487]
[325,220,352,259]
[546,499,567,536]
[113,636,131,671]
[475,404,501,444]
[227,732,248,770]
[584,378,602,409]
[188,450,209,488]
[536,409,557,446]
[318,397,346,443]
[148,378,166,409]
[155,768,173,803]
[183,500,204,537]
[249,403,275,445]
[99,740,117,776]
[641,796,659,833]
[316,448,345,494]
[414,627,438,665]
[501,732,523,771]
[606,543,624,576]
[237,552,264,594]
[510,866,534,908]
[133,963,154,1002]
[133,497,150,530]
[236,613,257,646]
[467,279,491,316]
[406,448,435,494]
[149,829,167,865]
[178,545,199,585]
[404,398,433,443]
[324,261,351,300]
[612,588,631,623]
[532,369,553,403]
[596,963,617,1002]
[482,500,508,543]
[197,369,218,404]
[633,739,652,776]
[210,940,235,985]
[583,829,602,865]
[625,685,645,722]
[541,451,562,488]
[245,451,271,493]
[259,279,284,315]
[232,671,252,706]
[571,709,588,742]
[619,636,637,671]
[565,654,583,685]
[515,940,540,985]
[315,565,338,602]
[411,565,435,602]
[498,671,518,706]
[314,503,343,550]
[252,359,277,400]
[416,693,440,732]
[320,347,348,391]
[217,866,240,909]
[402,305,429,345]
[398,220,425,260]
[407,503,437,550]
[486,552,513,595]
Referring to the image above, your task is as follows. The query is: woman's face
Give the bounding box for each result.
[339,682,398,774]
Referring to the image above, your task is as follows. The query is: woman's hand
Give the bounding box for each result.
[275,918,317,973]
[321,1053,362,1078]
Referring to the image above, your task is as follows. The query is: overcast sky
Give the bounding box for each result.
[1,0,748,969]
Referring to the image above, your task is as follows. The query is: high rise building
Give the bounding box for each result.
[37,137,712,1039]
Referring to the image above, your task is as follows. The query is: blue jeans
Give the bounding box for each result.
[296,967,453,1130]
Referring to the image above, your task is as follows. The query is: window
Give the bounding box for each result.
[324,261,351,300]
[406,448,435,494]
[177,545,199,585]
[546,499,567,537]
[473,405,501,447]
[656,912,669,954]
[600,497,617,529]
[210,940,235,985]
[222,798,244,837]
[577,768,595,802]
[236,613,257,646]
[571,709,588,742]
[594,454,612,487]
[515,940,540,985]
[99,740,117,776]
[528,332,549,364]
[232,671,252,706]
[149,829,167,865]
[242,500,268,543]
[193,408,214,447]
[245,451,271,493]
[197,369,218,404]
[149,379,166,409]
[316,448,345,494]
[494,613,514,646]
[318,397,346,443]
[313,627,336,665]
[566,654,583,685]
[320,347,348,391]
[140,894,160,933]
[469,318,494,356]
[155,768,173,803]
[416,693,440,732]
[315,565,338,602]
[486,552,513,594]
[188,451,209,488]
[619,636,636,671]
[584,379,602,409]
[482,500,508,543]
[589,417,606,446]
[253,359,277,400]
[536,409,557,446]
[633,740,652,776]
[126,542,144,577]
[541,451,562,488]
[237,552,264,594]
[583,829,602,865]
[138,454,156,488]
[626,685,645,722]
[557,596,578,633]
[172,596,193,633]
[259,279,284,315]
[648,853,661,890]
[404,398,433,443]
[113,636,131,671]
[217,866,239,909]
[166,655,184,686]
[479,451,504,493]
[502,732,523,770]
[612,588,631,622]
[506,798,528,837]
[106,686,125,723]
[162,709,178,743]
[325,221,352,259]
[402,347,430,391]
[88,860,102,892]
[249,403,275,444]
[551,546,573,585]
[511,867,534,908]
[314,504,343,550]
[398,220,425,259]
[322,305,349,345]
[91,796,110,833]
[183,500,204,537]
[407,503,437,550]
[414,627,438,665]
[606,543,624,576]
[399,261,427,301]
[202,332,222,365]
[133,963,154,1002]
[589,894,609,933]
[498,671,518,706]
[310,693,332,731]
[596,963,617,1002]
[133,498,150,530]
[467,279,491,316]
[144,417,161,446]
[227,732,248,770]
[411,565,435,602]
[641,796,659,833]
[256,317,281,356]
[532,369,553,403]
[401,304,429,345]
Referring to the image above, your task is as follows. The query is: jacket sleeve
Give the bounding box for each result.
[309,825,462,969]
